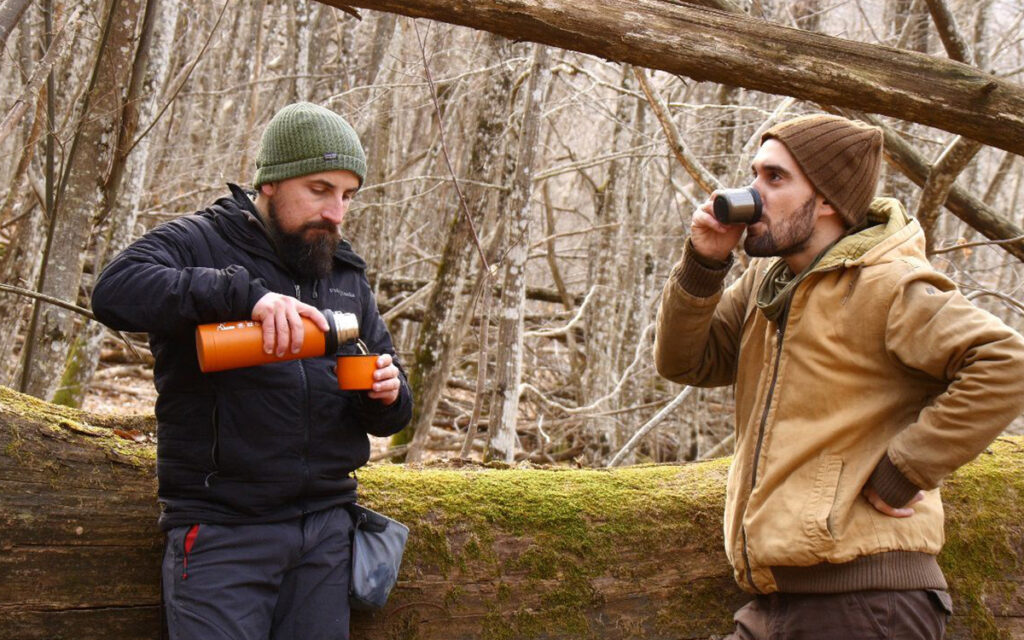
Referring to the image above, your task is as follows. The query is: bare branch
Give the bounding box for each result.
[607,386,695,467]
[916,137,983,254]
[633,67,721,195]
[0,6,82,147]
[923,0,973,64]
[846,110,1024,262]
[523,285,598,338]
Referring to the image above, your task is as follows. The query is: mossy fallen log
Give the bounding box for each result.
[1,385,1022,639]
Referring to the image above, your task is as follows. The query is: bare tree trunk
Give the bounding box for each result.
[486,44,550,463]
[581,65,634,463]
[404,32,512,462]
[353,12,399,274]
[0,22,47,385]
[53,0,180,407]
[233,0,267,181]
[293,0,317,101]
[18,0,146,400]
[891,0,930,52]
[616,89,654,456]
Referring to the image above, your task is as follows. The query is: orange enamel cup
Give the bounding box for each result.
[336,354,379,390]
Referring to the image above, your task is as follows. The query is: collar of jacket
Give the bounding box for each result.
[215,183,368,272]
[754,197,917,322]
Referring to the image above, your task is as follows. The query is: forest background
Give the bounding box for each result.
[0,0,1022,468]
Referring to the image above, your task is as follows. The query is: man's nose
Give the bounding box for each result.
[321,197,348,224]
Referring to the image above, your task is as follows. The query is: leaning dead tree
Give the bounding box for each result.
[319,0,1024,260]
[2,386,1022,640]
[323,0,1024,156]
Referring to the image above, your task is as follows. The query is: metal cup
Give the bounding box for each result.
[713,187,762,225]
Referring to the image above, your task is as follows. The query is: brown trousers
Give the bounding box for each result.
[725,590,952,640]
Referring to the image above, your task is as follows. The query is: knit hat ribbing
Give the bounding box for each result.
[762,114,883,228]
[253,102,366,188]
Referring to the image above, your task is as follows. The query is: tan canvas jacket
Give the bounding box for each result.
[655,198,1024,594]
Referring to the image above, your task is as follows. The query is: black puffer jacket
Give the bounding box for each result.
[92,184,412,530]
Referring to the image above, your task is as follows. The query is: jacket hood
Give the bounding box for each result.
[211,183,367,272]
[816,196,923,271]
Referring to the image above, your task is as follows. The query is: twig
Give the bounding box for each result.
[412,20,489,273]
[520,322,656,415]
[460,287,492,459]
[931,234,1024,255]
[370,444,408,462]
[699,433,735,460]
[607,386,696,467]
[963,287,1024,317]
[0,5,82,147]
[523,285,598,338]
[0,283,149,362]
[122,0,230,159]
[381,280,433,323]
[0,282,94,319]
[633,67,720,195]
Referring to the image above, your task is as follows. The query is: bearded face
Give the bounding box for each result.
[265,197,339,279]
[743,193,817,258]
[257,170,360,280]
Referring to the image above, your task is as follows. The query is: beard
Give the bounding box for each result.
[743,194,817,258]
[265,199,340,280]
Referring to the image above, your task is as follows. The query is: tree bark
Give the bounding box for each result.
[404,32,513,463]
[579,66,634,463]
[53,0,181,408]
[319,0,1024,157]
[0,0,30,53]
[486,44,550,462]
[18,0,146,400]
[2,385,1023,639]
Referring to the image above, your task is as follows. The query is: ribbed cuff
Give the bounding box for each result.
[868,454,923,508]
[672,238,732,298]
[772,551,947,593]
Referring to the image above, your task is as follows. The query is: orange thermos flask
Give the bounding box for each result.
[195,310,359,373]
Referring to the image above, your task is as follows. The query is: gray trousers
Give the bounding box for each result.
[725,590,952,640]
[162,506,354,640]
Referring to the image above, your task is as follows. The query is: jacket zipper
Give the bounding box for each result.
[295,281,312,497]
[742,311,788,592]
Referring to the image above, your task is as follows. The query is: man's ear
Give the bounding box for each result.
[817,196,838,219]
[258,182,276,198]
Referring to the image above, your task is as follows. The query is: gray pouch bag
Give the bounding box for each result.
[347,504,409,610]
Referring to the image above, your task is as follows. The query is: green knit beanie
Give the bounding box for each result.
[253,102,367,188]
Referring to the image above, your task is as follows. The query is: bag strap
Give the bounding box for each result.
[345,503,391,533]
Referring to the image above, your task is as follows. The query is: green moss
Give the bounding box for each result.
[938,438,1024,640]
[4,383,1019,638]
[52,334,88,408]
[0,385,156,469]
[355,457,733,638]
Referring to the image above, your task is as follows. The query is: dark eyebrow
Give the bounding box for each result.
[753,162,793,178]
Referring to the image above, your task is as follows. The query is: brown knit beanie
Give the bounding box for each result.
[762,114,883,228]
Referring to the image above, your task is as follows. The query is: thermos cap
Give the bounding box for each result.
[325,310,359,355]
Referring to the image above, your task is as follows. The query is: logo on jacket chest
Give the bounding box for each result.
[329,288,355,299]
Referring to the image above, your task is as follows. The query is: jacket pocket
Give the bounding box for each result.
[803,454,843,548]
